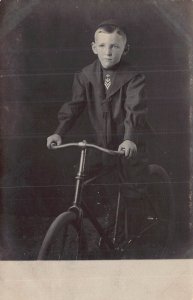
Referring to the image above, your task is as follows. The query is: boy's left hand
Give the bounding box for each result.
[118,140,137,158]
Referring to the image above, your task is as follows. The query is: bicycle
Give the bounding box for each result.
[37,140,175,260]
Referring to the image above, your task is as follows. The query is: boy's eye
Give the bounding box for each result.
[113,45,119,48]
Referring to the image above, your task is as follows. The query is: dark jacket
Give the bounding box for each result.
[55,59,148,149]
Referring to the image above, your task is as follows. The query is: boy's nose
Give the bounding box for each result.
[105,47,112,56]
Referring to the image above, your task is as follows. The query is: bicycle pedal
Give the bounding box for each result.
[147,216,154,220]
[147,216,157,221]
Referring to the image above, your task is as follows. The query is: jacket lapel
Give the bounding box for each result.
[83,59,105,100]
[105,61,135,98]
[83,59,136,99]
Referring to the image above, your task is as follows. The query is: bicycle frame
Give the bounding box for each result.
[51,140,160,253]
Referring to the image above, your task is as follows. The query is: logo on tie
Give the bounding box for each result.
[104,74,111,90]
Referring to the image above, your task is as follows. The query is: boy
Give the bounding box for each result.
[47,19,148,240]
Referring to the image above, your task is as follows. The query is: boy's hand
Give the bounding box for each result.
[118,140,137,158]
[47,134,62,149]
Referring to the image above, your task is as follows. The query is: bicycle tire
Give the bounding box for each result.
[122,164,175,259]
[38,211,87,260]
[141,164,175,258]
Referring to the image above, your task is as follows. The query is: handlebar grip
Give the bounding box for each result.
[50,142,57,149]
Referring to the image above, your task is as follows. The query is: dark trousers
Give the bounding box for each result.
[84,147,149,200]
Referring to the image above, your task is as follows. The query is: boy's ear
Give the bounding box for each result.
[123,43,130,55]
[91,42,98,54]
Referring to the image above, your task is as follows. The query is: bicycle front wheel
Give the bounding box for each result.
[38,211,87,260]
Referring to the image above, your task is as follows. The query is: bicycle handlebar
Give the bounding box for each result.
[50,140,124,156]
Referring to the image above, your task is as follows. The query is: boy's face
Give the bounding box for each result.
[92,31,127,69]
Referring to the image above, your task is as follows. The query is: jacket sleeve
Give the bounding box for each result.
[123,73,147,144]
[55,72,87,136]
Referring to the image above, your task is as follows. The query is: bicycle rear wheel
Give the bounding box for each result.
[38,211,87,260]
[122,164,175,259]
[140,164,175,258]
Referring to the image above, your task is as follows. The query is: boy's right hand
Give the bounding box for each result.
[47,134,62,149]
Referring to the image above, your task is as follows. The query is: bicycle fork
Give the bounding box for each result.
[63,141,86,215]
[65,142,88,258]
[73,145,87,207]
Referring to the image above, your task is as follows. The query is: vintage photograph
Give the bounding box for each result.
[0,0,192,262]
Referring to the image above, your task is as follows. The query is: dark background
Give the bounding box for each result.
[0,0,192,259]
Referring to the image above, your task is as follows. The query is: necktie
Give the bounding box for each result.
[102,73,112,146]
[104,74,111,90]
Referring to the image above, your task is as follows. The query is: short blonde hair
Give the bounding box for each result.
[94,25,127,44]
